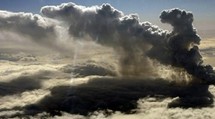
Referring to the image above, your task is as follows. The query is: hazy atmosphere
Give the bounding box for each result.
[0,0,215,119]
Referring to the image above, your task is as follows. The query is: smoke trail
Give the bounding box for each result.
[41,3,215,83]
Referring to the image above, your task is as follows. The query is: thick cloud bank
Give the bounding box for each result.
[23,77,212,116]
[0,60,214,118]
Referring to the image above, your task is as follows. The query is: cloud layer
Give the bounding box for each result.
[0,2,215,119]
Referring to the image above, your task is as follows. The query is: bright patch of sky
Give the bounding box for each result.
[0,0,214,31]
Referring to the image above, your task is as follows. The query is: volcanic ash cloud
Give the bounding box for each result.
[41,2,215,83]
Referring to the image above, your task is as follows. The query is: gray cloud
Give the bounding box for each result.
[0,10,56,42]
[0,10,81,55]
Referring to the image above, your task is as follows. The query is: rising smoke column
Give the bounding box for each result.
[41,3,215,83]
[158,9,215,84]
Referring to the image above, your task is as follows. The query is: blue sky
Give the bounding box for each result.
[0,0,214,30]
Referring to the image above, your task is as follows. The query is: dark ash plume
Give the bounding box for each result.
[41,3,215,83]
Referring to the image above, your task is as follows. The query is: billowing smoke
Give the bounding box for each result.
[41,3,167,77]
[41,3,215,83]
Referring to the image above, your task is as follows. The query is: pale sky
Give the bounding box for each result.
[0,0,214,36]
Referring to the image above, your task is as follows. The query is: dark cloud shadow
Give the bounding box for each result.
[0,77,41,96]
[23,77,214,116]
[0,70,51,96]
